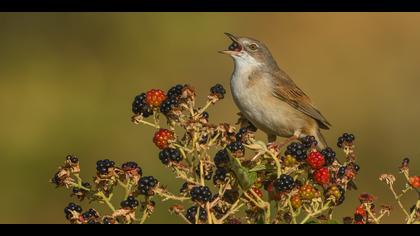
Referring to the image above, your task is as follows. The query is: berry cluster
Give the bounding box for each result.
[120,196,139,209]
[96,159,115,175]
[153,129,175,149]
[213,168,229,185]
[190,186,212,203]
[214,149,229,168]
[285,142,307,161]
[138,176,158,196]
[121,161,143,175]
[307,151,326,169]
[321,147,336,166]
[132,93,153,117]
[337,133,355,148]
[273,174,295,192]
[64,203,83,220]
[300,136,318,149]
[227,141,245,156]
[159,148,182,165]
[210,84,226,99]
[161,84,185,115]
[82,208,100,224]
[185,206,207,224]
[313,167,330,185]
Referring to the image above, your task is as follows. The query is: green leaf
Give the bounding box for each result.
[226,150,257,191]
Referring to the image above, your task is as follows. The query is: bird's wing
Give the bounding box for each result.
[257,69,331,129]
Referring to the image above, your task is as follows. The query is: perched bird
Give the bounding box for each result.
[220,33,331,149]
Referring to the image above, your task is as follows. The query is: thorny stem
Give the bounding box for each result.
[389,184,411,218]
[217,200,244,223]
[154,188,190,202]
[287,197,298,224]
[364,203,380,224]
[266,150,282,178]
[407,200,420,224]
[245,190,271,224]
[194,100,213,119]
[133,116,160,129]
[300,201,331,224]
[95,191,116,212]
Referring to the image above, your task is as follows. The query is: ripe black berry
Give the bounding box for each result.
[64,203,83,219]
[285,142,307,161]
[121,161,141,173]
[223,189,240,204]
[167,84,184,98]
[132,93,153,117]
[235,127,249,142]
[96,159,115,175]
[190,186,212,203]
[120,196,139,209]
[159,148,182,165]
[337,133,355,148]
[354,214,364,222]
[202,111,209,120]
[273,174,295,192]
[210,84,226,99]
[213,168,229,185]
[82,208,99,220]
[185,206,207,224]
[227,141,245,155]
[337,166,346,178]
[321,147,336,166]
[160,97,179,115]
[214,149,229,168]
[138,176,158,196]
[66,155,79,164]
[300,136,318,149]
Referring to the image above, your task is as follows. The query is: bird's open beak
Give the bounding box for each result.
[219,32,242,56]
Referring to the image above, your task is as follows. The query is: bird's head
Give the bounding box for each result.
[220,33,277,69]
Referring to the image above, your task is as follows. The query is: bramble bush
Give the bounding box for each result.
[51,84,419,224]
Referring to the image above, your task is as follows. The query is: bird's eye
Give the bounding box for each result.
[248,43,258,51]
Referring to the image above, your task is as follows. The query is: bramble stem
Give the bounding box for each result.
[300,201,331,224]
[95,191,116,212]
[389,184,410,218]
[154,188,190,202]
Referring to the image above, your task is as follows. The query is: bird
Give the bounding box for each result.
[220,33,331,149]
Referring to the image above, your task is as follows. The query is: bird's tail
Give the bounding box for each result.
[315,129,328,150]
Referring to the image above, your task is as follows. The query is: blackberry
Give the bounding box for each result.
[337,133,355,148]
[223,189,240,204]
[167,84,184,99]
[213,168,229,185]
[354,214,364,222]
[96,159,115,175]
[300,136,318,149]
[180,182,189,194]
[160,97,179,115]
[214,149,229,168]
[185,206,207,224]
[120,196,139,209]
[159,148,182,165]
[102,217,115,224]
[235,127,249,142]
[337,166,346,178]
[273,174,295,192]
[66,155,79,164]
[64,203,83,219]
[321,147,336,166]
[202,111,209,120]
[285,142,307,161]
[121,161,142,173]
[138,176,158,196]
[132,93,153,117]
[190,186,212,203]
[227,141,245,155]
[353,164,360,172]
[210,84,226,99]
[195,167,213,181]
[82,208,99,220]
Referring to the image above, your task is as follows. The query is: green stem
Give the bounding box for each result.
[300,201,331,224]
[95,191,116,212]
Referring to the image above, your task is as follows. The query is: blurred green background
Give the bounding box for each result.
[0,13,419,224]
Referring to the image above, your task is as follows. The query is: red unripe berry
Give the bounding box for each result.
[313,167,330,185]
[409,176,420,188]
[306,151,326,169]
[153,129,174,149]
[146,89,167,108]
[355,205,367,217]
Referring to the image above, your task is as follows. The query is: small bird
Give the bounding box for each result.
[220,33,331,149]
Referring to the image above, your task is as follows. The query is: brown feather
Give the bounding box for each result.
[256,68,331,130]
